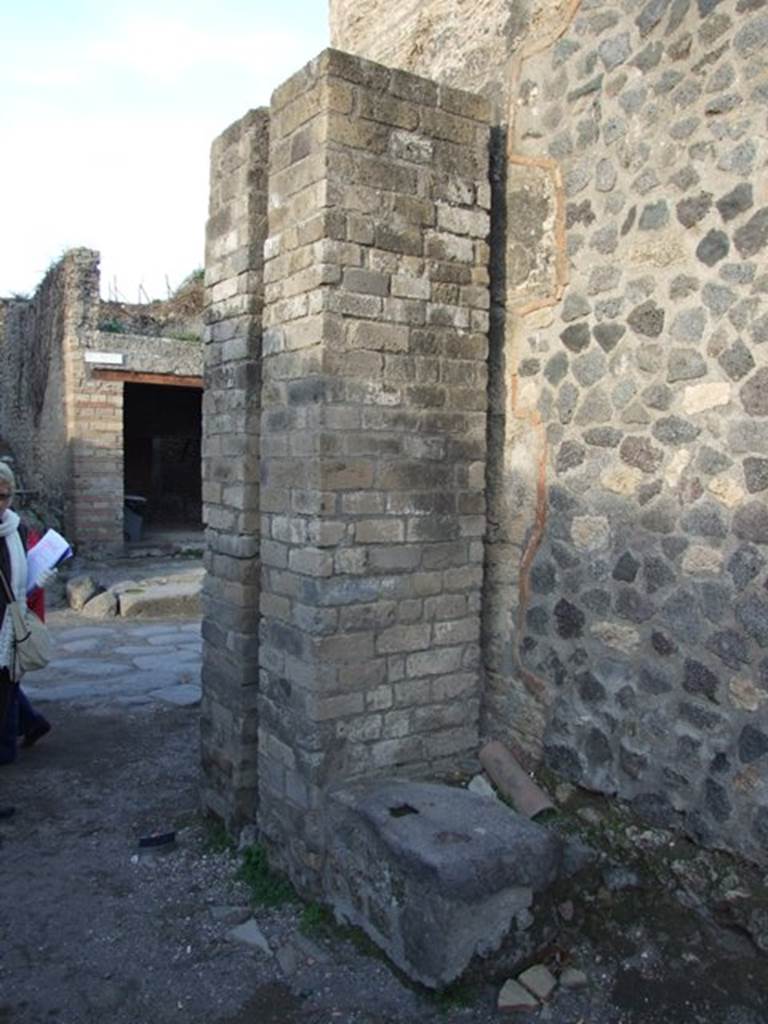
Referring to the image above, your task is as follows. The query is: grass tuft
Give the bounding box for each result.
[202,817,236,855]
[237,845,296,907]
[299,901,336,937]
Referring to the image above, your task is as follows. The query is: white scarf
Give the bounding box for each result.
[0,509,28,669]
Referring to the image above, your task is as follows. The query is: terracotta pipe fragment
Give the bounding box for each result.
[479,740,555,819]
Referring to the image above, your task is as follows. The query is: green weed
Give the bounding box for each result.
[299,901,336,937]
[203,817,236,855]
[237,845,296,907]
[174,267,204,294]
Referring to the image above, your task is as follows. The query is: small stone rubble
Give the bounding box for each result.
[65,567,203,619]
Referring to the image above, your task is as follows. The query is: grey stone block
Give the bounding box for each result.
[322,779,562,989]
[81,591,119,619]
[66,575,101,612]
[228,919,272,954]
[120,581,202,618]
[150,684,202,707]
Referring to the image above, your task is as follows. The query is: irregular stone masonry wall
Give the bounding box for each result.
[330,0,768,866]
[201,110,269,825]
[0,296,57,496]
[0,256,78,514]
[513,0,768,866]
[0,248,123,544]
[91,331,203,378]
[256,50,490,886]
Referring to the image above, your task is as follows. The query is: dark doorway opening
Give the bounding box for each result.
[123,382,202,542]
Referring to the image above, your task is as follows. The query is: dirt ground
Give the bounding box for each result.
[1,621,767,1023]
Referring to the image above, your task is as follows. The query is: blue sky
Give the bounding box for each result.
[1,1,329,300]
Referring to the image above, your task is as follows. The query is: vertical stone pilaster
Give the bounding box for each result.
[53,250,125,551]
[258,50,490,889]
[201,110,269,826]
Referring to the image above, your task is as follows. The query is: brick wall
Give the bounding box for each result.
[201,110,269,825]
[0,250,207,550]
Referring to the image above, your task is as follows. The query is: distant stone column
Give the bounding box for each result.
[201,110,269,825]
[258,50,490,889]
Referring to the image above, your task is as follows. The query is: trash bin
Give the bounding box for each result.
[124,495,147,543]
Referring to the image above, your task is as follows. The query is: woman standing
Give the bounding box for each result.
[0,462,56,767]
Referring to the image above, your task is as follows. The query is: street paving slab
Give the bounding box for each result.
[23,611,202,709]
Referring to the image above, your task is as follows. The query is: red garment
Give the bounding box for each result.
[26,527,45,623]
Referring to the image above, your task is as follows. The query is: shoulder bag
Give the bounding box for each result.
[0,566,52,680]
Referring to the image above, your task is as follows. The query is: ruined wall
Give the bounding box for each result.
[0,249,203,551]
[201,110,269,825]
[255,50,490,887]
[332,0,768,865]
[0,249,100,524]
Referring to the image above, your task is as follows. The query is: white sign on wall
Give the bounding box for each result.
[84,351,125,366]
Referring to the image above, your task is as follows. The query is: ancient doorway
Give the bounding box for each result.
[123,381,202,544]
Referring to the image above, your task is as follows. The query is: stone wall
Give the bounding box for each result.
[0,249,205,552]
[92,332,203,377]
[0,249,101,526]
[330,0,768,865]
[253,50,490,887]
[329,0,575,115]
[200,110,269,825]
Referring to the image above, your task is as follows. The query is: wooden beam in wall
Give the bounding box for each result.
[91,369,203,389]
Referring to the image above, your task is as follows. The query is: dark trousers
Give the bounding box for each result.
[0,669,46,764]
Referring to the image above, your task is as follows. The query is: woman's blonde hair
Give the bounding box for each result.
[0,462,16,492]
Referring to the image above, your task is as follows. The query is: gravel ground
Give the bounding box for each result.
[1,616,766,1023]
[0,700,505,1024]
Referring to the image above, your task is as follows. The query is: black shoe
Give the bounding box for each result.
[22,719,51,748]
[0,806,15,819]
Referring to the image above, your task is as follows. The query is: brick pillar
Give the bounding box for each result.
[258,50,490,888]
[201,110,269,825]
[60,250,125,550]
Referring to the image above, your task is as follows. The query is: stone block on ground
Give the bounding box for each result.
[80,590,119,619]
[66,575,100,611]
[322,779,563,989]
[119,581,202,618]
[227,919,272,955]
[518,963,557,1001]
[108,579,143,596]
[560,967,588,989]
[467,773,498,799]
[498,979,540,1012]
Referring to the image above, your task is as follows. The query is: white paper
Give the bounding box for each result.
[27,529,72,593]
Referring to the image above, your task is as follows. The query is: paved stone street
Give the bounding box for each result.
[23,611,202,711]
